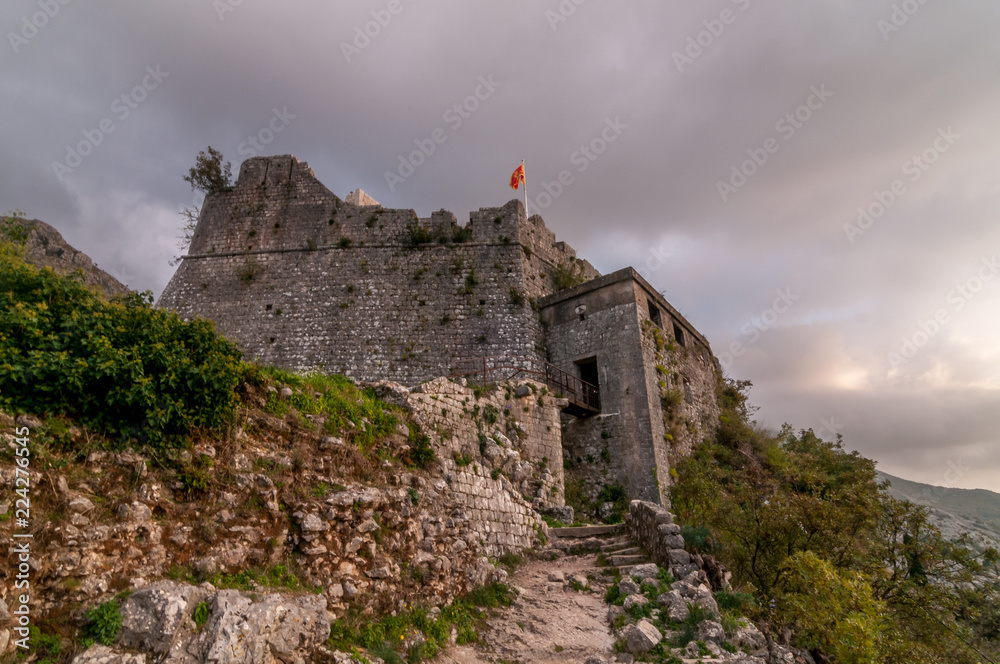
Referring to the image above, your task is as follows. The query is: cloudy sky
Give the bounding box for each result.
[3,1,999,491]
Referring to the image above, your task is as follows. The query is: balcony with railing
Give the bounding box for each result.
[448,355,600,417]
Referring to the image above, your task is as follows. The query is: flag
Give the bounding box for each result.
[510,163,525,190]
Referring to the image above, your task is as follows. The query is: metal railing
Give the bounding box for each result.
[448,355,600,413]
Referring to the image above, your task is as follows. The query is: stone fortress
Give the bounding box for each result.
[158,155,721,509]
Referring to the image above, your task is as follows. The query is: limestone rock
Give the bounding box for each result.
[697,619,726,643]
[628,563,659,581]
[618,578,640,595]
[69,497,95,513]
[731,619,766,651]
[656,590,689,623]
[118,580,210,655]
[622,594,648,611]
[196,590,330,664]
[71,646,146,664]
[624,618,661,654]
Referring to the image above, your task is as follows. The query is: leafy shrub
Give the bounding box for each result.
[776,551,886,664]
[409,428,436,468]
[403,221,433,247]
[84,600,122,646]
[1,210,32,245]
[192,602,210,627]
[369,641,404,664]
[551,261,586,290]
[26,626,62,664]
[681,524,715,553]
[183,147,232,194]
[0,251,243,448]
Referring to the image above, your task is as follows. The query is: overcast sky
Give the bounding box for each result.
[3,1,999,491]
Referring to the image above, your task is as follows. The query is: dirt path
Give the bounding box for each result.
[438,551,616,664]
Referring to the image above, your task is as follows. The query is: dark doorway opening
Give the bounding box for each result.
[575,356,601,412]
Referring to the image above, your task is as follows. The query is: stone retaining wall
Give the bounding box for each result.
[626,500,696,578]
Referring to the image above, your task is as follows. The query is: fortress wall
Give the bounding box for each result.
[403,377,564,513]
[539,270,721,510]
[376,377,562,555]
[160,156,598,385]
[160,241,542,384]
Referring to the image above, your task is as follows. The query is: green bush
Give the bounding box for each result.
[776,551,886,664]
[84,600,122,646]
[192,602,210,627]
[0,247,243,448]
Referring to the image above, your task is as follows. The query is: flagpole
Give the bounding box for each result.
[522,159,527,217]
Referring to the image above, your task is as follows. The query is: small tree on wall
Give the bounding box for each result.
[173,147,233,264]
[183,146,233,194]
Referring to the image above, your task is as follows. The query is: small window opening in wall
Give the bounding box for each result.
[647,299,661,327]
[269,337,276,344]
[265,304,272,311]
[673,321,685,347]
[575,304,587,321]
[683,378,693,404]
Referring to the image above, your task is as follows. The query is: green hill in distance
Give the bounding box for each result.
[878,470,1000,552]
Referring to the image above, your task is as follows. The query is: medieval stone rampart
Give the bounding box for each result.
[159,155,598,385]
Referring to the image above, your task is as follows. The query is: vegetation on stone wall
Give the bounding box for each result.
[183,147,233,195]
[671,378,1000,663]
[0,239,243,448]
[550,260,587,291]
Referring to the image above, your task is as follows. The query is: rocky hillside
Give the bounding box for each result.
[0,371,564,664]
[877,470,1000,552]
[4,214,129,296]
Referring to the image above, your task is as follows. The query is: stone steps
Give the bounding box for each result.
[549,523,624,538]
[617,562,655,577]
[608,553,647,566]
[602,545,640,556]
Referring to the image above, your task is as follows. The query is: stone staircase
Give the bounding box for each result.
[548,522,657,578]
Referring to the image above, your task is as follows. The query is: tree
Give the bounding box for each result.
[183,146,232,195]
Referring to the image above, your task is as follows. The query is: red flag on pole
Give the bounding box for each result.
[510,163,525,190]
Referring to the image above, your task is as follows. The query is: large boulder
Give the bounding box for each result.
[656,590,690,623]
[624,619,662,654]
[195,590,330,664]
[72,646,146,664]
[118,581,211,655]
[697,620,726,644]
[731,618,766,651]
[83,582,331,664]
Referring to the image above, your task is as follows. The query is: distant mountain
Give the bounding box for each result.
[877,470,1000,552]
